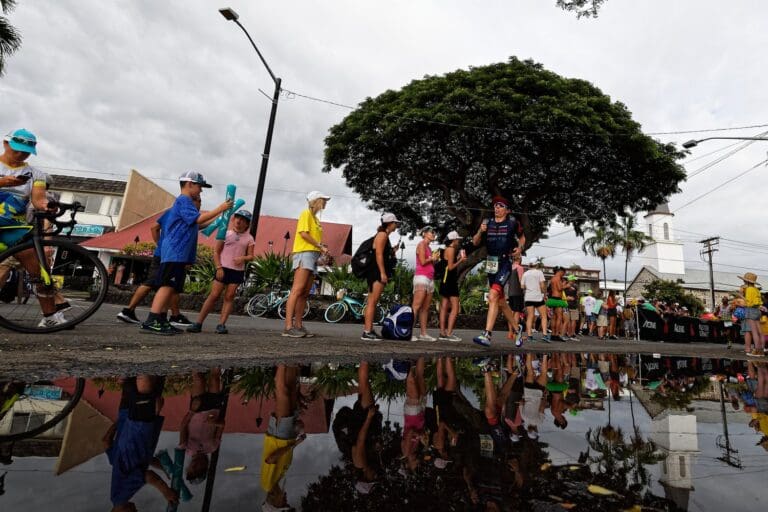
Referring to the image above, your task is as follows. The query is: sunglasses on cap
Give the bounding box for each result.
[493,202,508,208]
[7,136,37,148]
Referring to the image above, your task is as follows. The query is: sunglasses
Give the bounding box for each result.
[8,136,37,148]
[493,202,508,208]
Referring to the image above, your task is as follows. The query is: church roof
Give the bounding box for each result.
[632,265,747,293]
[644,202,672,217]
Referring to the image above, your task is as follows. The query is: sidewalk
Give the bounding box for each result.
[0,302,749,379]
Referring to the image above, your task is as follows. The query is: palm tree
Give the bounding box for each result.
[0,0,21,76]
[581,222,618,291]
[615,213,652,299]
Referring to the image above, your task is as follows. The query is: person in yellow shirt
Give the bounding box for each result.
[738,272,764,357]
[283,191,330,338]
[261,365,305,511]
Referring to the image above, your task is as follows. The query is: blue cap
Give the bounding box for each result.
[4,129,37,155]
[234,210,252,221]
[179,170,212,188]
[383,359,410,381]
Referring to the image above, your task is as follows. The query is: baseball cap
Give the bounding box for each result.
[179,171,212,188]
[381,213,400,224]
[566,274,577,281]
[383,359,410,381]
[421,225,434,234]
[234,210,252,221]
[306,191,331,202]
[4,128,37,155]
[355,480,376,495]
[491,196,509,208]
[433,457,450,469]
[262,502,292,512]
[446,231,460,241]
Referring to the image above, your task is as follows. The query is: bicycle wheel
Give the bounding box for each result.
[375,306,387,325]
[0,377,85,442]
[0,239,108,333]
[246,294,267,317]
[277,300,310,320]
[324,302,347,323]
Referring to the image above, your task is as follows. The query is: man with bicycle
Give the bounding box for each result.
[0,129,63,327]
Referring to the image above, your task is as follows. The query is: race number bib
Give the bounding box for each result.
[486,256,499,274]
[479,433,494,458]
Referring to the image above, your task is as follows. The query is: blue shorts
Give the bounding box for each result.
[487,259,511,294]
[586,314,595,324]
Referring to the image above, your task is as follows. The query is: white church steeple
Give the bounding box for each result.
[643,203,685,275]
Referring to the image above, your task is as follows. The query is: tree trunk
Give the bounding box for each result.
[624,252,629,300]
[602,258,607,291]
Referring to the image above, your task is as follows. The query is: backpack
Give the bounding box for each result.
[433,248,447,283]
[381,304,414,340]
[351,236,376,278]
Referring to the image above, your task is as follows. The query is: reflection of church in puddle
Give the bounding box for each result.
[651,412,699,510]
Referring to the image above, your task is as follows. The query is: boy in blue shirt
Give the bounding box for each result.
[141,171,232,335]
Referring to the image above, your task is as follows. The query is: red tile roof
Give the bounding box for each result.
[81,213,352,262]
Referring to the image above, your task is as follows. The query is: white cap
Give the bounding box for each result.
[381,213,400,224]
[262,502,292,512]
[433,457,450,469]
[306,190,331,202]
[355,480,376,494]
[446,231,460,241]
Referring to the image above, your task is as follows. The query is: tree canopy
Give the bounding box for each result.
[556,0,607,18]
[0,0,21,76]
[323,58,685,256]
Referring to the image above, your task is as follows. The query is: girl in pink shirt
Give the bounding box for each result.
[189,211,255,334]
[411,227,438,341]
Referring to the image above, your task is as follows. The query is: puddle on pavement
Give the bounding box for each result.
[1,353,766,511]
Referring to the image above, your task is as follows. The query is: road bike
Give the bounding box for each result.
[0,377,85,442]
[0,202,109,333]
[324,290,386,324]
[246,285,311,320]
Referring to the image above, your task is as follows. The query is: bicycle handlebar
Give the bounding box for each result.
[33,201,85,236]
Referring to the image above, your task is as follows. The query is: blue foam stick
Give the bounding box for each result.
[216,198,245,241]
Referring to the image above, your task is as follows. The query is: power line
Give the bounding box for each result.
[281,88,768,139]
[673,158,768,213]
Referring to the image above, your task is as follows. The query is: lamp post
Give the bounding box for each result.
[219,7,281,238]
[682,136,768,149]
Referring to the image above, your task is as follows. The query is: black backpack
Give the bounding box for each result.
[351,236,376,277]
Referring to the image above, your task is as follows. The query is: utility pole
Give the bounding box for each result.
[699,237,719,309]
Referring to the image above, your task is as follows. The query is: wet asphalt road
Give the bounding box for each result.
[0,302,748,379]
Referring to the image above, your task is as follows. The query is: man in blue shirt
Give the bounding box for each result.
[471,196,525,347]
[104,376,177,511]
[141,172,231,335]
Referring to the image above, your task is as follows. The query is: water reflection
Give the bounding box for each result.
[0,353,766,511]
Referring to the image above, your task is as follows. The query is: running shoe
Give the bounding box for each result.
[186,322,203,333]
[446,334,462,342]
[169,314,193,328]
[418,333,437,342]
[140,319,175,336]
[215,324,228,334]
[282,328,306,338]
[117,308,141,324]
[361,330,382,341]
[298,326,315,338]
[541,335,552,343]
[472,331,492,347]
[38,311,67,328]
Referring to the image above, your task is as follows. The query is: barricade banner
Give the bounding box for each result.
[638,307,664,341]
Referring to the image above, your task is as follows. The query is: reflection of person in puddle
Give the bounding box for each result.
[103,376,178,511]
[402,357,428,472]
[747,362,768,450]
[261,365,305,511]
[351,361,384,494]
[179,368,225,485]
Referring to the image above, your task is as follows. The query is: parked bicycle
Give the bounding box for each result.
[0,201,108,333]
[0,377,85,442]
[324,290,386,324]
[246,285,310,320]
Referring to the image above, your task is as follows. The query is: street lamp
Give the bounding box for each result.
[682,136,768,149]
[219,7,282,238]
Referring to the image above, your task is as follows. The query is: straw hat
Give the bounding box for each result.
[738,272,759,284]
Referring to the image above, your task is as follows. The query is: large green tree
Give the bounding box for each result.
[556,0,606,18]
[0,0,21,76]
[323,58,685,268]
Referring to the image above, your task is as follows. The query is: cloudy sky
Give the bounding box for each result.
[3,0,768,283]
